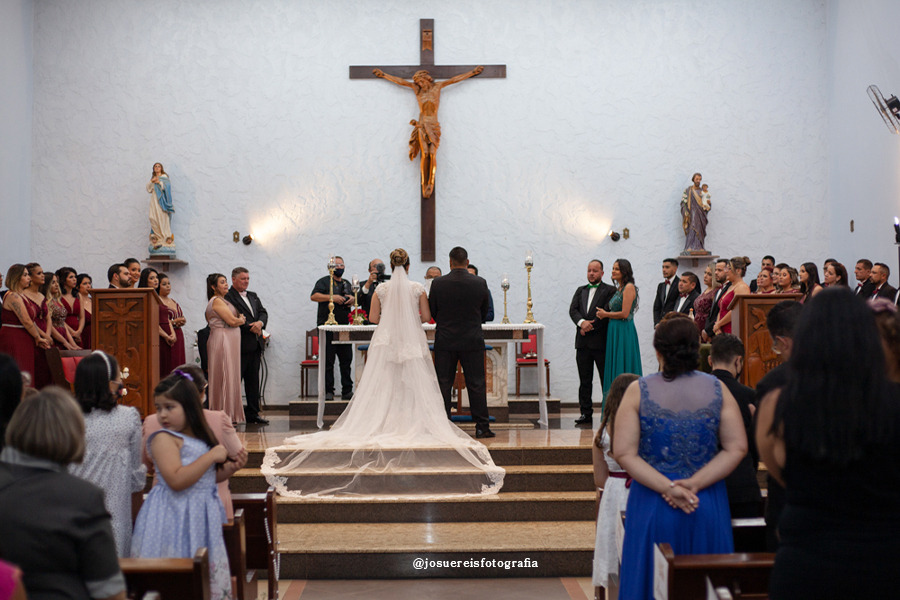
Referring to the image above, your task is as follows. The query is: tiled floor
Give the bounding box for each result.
[274,576,595,599]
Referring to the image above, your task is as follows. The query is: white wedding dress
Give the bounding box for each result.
[262,267,505,497]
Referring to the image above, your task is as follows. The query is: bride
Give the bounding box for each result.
[262,248,504,497]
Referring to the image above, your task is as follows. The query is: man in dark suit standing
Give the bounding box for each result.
[225,267,269,425]
[703,259,731,342]
[673,272,701,315]
[569,259,616,426]
[429,246,494,438]
[653,258,680,326]
[869,263,897,300]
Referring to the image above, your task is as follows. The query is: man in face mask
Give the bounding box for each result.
[310,256,354,400]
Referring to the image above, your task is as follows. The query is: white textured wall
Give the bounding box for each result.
[30,0,829,405]
[0,0,33,264]
[827,0,900,270]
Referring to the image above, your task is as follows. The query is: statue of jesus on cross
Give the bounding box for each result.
[373,66,484,198]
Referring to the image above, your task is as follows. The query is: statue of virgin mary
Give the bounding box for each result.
[147,162,176,257]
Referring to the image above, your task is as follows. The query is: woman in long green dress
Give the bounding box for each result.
[596,259,643,414]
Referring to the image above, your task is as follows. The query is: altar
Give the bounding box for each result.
[316,323,548,429]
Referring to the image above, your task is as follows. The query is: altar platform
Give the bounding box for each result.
[231,407,599,581]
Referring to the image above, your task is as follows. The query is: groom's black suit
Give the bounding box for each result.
[428,267,491,429]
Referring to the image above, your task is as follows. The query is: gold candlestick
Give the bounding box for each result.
[501,275,511,324]
[524,252,536,324]
[324,256,338,325]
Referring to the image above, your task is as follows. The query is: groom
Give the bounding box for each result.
[429,246,494,438]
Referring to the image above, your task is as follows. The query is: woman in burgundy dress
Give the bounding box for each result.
[138,268,177,376]
[42,274,79,350]
[157,273,185,376]
[692,264,720,333]
[57,267,85,347]
[76,274,93,349]
[23,263,53,387]
[0,265,51,381]
[713,256,752,335]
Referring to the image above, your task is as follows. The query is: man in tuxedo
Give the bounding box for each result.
[310,256,354,400]
[703,259,730,342]
[854,259,876,297]
[359,258,387,316]
[225,267,269,424]
[674,272,700,315]
[106,263,130,288]
[569,259,616,425]
[653,258,680,326]
[869,263,897,300]
[429,246,494,438]
[749,255,775,293]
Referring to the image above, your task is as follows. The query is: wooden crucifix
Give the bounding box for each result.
[350,18,506,261]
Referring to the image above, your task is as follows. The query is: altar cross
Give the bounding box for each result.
[350,18,506,261]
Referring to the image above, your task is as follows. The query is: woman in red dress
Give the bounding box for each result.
[713,256,752,335]
[42,274,79,350]
[76,274,93,349]
[138,268,177,377]
[57,267,85,347]
[23,263,53,387]
[0,265,52,381]
[158,273,186,376]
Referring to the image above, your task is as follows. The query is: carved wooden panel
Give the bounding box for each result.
[732,294,801,388]
[92,289,160,418]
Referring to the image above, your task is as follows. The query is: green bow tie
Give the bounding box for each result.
[586,284,599,289]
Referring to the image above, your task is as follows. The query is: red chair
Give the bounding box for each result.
[514,334,550,397]
[46,348,92,391]
[300,328,319,398]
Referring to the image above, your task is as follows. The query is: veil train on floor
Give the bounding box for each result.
[262,266,505,498]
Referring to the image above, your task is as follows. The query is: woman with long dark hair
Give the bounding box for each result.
[757,289,900,598]
[596,258,643,408]
[68,351,145,557]
[56,266,85,346]
[823,261,849,288]
[798,262,822,303]
[157,273,186,376]
[617,317,747,599]
[76,273,93,348]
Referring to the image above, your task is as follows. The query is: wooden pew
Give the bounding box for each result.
[120,547,211,600]
[232,487,279,600]
[222,508,258,600]
[654,543,774,600]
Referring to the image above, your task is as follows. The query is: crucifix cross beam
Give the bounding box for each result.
[350,18,506,261]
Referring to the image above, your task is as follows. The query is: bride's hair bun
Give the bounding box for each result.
[390,248,410,269]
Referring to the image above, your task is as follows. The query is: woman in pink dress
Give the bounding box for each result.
[0,265,51,380]
[205,273,245,424]
[713,256,752,335]
[76,274,93,349]
[158,274,186,376]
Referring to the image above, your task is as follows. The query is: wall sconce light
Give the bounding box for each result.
[242,235,253,246]
[608,229,621,242]
[622,228,630,239]
[233,231,240,243]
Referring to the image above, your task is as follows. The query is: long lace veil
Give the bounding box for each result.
[262,266,504,497]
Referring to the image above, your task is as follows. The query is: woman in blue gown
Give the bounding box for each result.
[596,258,642,412]
[615,317,748,599]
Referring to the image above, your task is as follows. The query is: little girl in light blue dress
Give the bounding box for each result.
[132,370,232,599]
